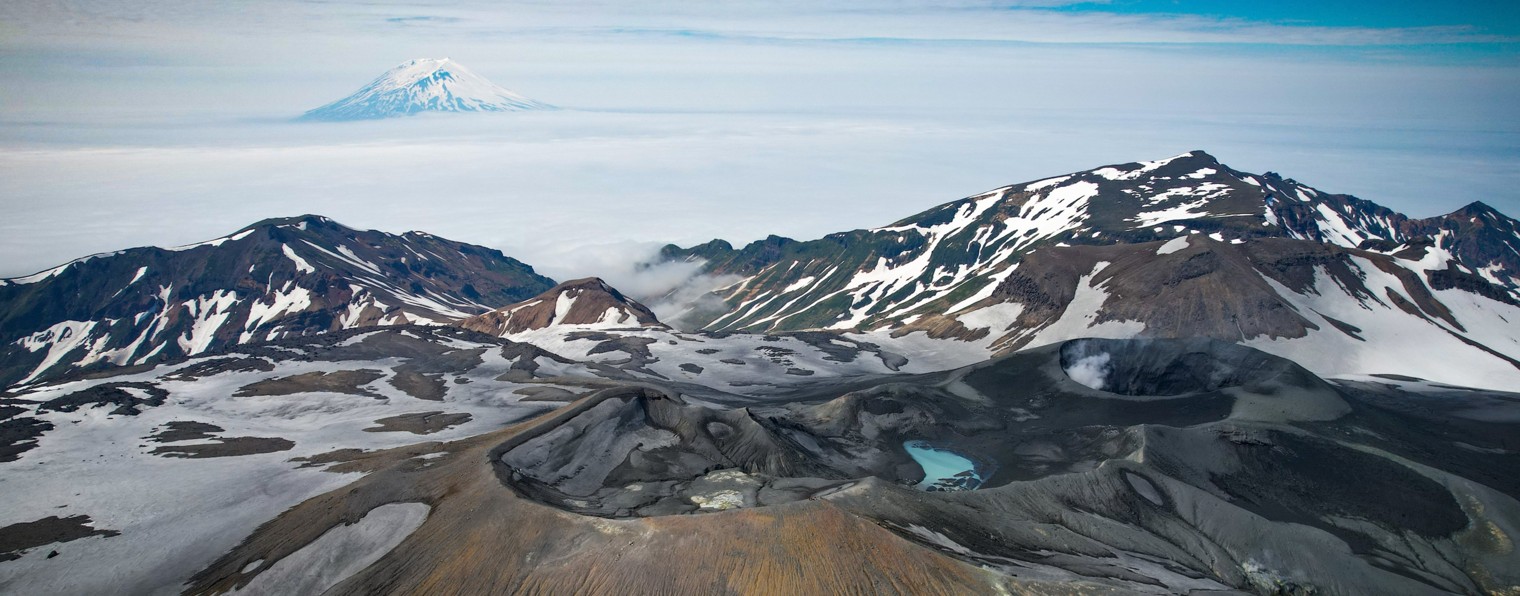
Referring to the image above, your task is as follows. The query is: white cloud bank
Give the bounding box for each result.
[0,0,1515,282]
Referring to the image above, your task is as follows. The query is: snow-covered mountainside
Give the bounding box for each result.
[299,58,554,121]
[460,278,663,335]
[661,150,1520,389]
[0,215,554,388]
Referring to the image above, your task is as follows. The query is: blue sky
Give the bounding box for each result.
[1063,0,1518,33]
[0,0,1516,280]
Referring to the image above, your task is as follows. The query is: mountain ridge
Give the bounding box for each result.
[663,150,1519,332]
[8,151,1519,391]
[0,215,555,387]
[654,150,1520,389]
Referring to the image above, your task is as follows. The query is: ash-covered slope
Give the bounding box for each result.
[0,215,554,388]
[661,151,1520,389]
[163,338,1520,595]
[300,58,554,122]
[0,321,963,594]
[2,308,1516,593]
[460,277,663,335]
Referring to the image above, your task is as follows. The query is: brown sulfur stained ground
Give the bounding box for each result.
[185,387,1108,596]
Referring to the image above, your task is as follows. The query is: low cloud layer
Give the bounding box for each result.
[2,106,1517,281]
[1,0,1515,280]
[515,239,741,329]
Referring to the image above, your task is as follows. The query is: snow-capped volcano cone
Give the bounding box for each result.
[300,58,554,121]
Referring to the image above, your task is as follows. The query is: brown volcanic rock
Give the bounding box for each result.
[911,235,1479,353]
[459,277,663,335]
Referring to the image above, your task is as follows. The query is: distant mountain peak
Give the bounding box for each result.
[0,217,557,387]
[300,58,554,122]
[1451,200,1503,218]
[460,277,664,335]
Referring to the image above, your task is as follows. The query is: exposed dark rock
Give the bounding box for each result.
[39,382,169,416]
[387,371,447,401]
[364,411,472,435]
[0,416,52,462]
[145,421,225,443]
[233,370,385,398]
[0,515,119,562]
[165,357,275,381]
[151,437,294,459]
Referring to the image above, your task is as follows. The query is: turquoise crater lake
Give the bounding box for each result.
[903,440,984,491]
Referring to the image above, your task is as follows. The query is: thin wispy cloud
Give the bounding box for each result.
[5,0,1513,49]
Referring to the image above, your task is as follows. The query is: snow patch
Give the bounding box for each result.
[178,290,241,355]
[241,287,314,343]
[783,276,816,293]
[15,320,104,384]
[282,245,315,274]
[553,292,576,324]
[1156,236,1190,255]
[956,302,1024,333]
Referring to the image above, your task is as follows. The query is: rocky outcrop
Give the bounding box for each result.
[459,278,663,335]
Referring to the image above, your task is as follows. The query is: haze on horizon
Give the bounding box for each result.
[1,0,1517,283]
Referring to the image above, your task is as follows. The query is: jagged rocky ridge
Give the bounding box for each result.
[664,151,1519,333]
[661,150,1520,389]
[0,215,554,388]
